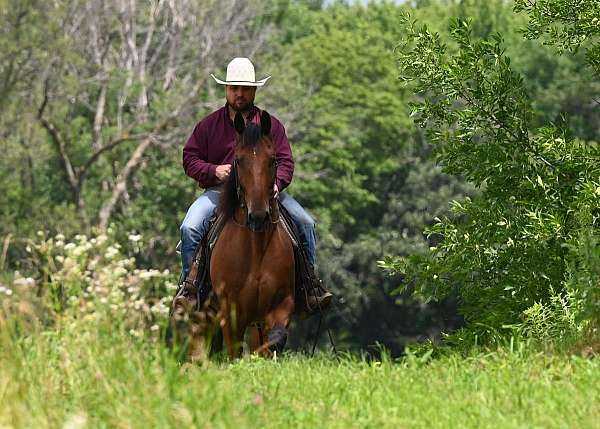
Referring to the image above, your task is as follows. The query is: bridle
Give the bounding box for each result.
[231,155,279,231]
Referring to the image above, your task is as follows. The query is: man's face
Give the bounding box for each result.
[225,85,256,112]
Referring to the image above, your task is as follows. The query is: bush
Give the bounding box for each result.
[0,231,178,339]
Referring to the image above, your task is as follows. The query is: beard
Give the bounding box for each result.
[228,98,254,113]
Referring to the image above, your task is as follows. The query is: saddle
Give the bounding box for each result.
[172,201,324,318]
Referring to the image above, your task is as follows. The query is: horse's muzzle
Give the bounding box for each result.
[247,210,268,231]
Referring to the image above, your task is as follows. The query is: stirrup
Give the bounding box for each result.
[306,291,333,314]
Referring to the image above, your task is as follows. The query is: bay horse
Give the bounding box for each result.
[209,110,295,358]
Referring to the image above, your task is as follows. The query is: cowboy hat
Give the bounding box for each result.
[211,57,271,87]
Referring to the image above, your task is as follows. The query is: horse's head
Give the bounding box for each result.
[232,110,277,231]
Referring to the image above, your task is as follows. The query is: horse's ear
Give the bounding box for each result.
[261,110,271,136]
[234,112,245,135]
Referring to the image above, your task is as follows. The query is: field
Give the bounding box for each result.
[2,316,599,429]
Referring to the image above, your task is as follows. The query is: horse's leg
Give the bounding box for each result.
[209,327,223,357]
[249,325,260,352]
[219,298,236,359]
[220,302,246,359]
[256,296,294,356]
[249,325,272,358]
[221,316,236,359]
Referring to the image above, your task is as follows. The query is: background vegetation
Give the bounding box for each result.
[1,0,598,353]
[2,0,600,426]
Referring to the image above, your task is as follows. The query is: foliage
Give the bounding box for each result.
[262,2,477,353]
[2,0,600,352]
[1,231,176,336]
[514,0,600,76]
[382,11,600,336]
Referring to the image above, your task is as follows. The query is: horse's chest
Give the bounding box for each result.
[210,229,288,284]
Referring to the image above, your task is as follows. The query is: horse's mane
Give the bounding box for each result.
[218,123,262,219]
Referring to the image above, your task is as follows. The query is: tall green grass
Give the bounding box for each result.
[2,312,600,429]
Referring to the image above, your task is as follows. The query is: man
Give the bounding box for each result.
[180,57,332,313]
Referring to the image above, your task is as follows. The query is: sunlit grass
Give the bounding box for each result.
[1,315,599,429]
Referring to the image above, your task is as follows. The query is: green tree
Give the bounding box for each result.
[383,2,600,337]
[263,2,474,352]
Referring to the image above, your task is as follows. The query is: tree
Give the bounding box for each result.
[515,0,600,76]
[23,0,275,231]
[383,1,600,337]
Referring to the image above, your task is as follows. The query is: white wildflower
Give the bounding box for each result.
[139,269,160,279]
[128,233,142,242]
[72,246,86,257]
[150,324,160,332]
[13,277,35,287]
[104,246,119,259]
[113,267,127,277]
[64,243,76,251]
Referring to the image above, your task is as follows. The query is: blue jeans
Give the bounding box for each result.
[179,189,316,281]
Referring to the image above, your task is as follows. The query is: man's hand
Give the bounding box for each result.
[215,164,231,182]
[273,183,279,199]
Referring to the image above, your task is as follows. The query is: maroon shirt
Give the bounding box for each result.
[183,104,294,190]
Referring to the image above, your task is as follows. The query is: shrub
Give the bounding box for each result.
[0,231,177,339]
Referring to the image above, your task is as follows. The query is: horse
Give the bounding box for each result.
[207,110,295,358]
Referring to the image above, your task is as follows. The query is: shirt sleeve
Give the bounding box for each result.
[272,119,294,191]
[182,120,219,188]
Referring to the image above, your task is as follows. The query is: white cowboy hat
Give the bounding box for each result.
[211,57,271,87]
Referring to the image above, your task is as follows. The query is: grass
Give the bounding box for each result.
[1,313,600,429]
